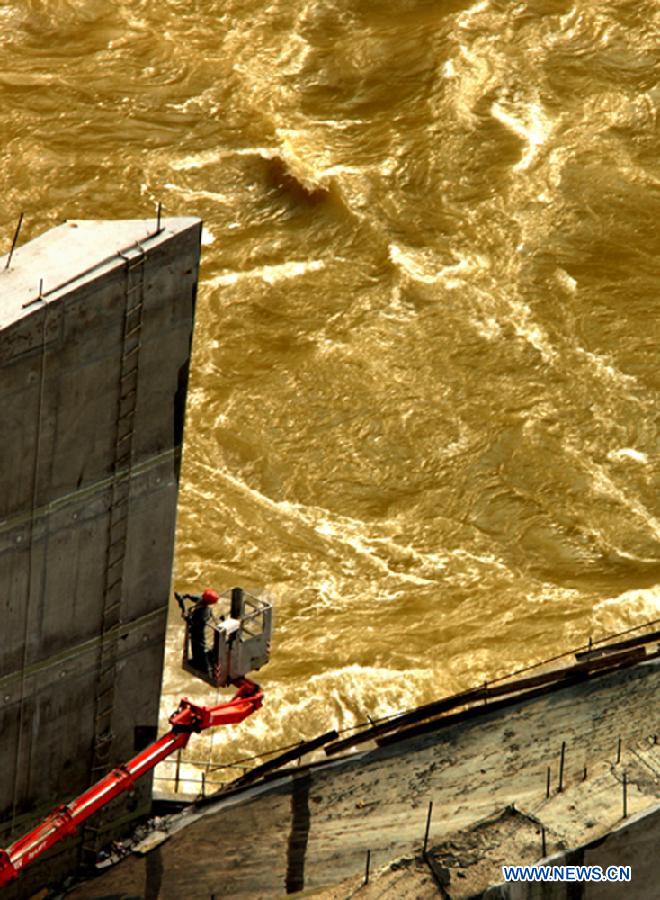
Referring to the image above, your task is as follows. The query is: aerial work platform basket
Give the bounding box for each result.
[176,587,272,688]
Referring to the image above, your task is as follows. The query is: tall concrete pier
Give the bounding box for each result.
[0,217,201,894]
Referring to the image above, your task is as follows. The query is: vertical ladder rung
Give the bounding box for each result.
[122,344,141,360]
[87,256,146,821]
[120,364,139,381]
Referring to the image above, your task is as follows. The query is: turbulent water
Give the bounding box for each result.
[1,0,658,775]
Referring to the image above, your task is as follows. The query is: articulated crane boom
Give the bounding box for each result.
[0,678,263,890]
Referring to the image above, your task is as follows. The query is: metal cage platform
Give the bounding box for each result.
[180,587,272,688]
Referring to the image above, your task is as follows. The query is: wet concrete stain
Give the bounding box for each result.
[286,772,311,894]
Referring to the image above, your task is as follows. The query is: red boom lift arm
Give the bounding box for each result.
[0,678,263,890]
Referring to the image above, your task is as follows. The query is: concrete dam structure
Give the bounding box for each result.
[0,217,201,895]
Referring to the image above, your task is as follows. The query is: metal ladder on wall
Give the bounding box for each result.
[82,246,146,863]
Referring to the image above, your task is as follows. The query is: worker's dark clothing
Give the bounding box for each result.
[182,595,215,676]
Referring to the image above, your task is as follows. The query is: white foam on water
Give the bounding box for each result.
[555,268,577,294]
[163,182,229,204]
[316,576,347,608]
[379,156,398,177]
[507,298,557,363]
[315,163,365,178]
[208,259,326,287]
[441,255,487,290]
[583,458,660,541]
[490,101,553,171]
[451,548,510,574]
[318,667,438,730]
[607,448,649,465]
[209,469,313,525]
[593,585,660,624]
[472,315,501,341]
[171,147,279,170]
[324,534,442,587]
[194,663,442,760]
[315,336,345,354]
[380,285,418,323]
[193,477,442,593]
[451,43,498,126]
[171,150,224,170]
[523,582,584,607]
[388,243,486,288]
[573,346,637,388]
[457,0,491,29]
[388,243,439,284]
[313,516,441,587]
[312,118,369,129]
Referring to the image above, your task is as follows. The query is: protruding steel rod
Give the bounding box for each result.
[546,766,551,799]
[541,826,546,858]
[583,765,587,781]
[5,212,24,270]
[38,278,43,298]
[231,587,243,620]
[174,749,182,793]
[423,800,433,854]
[616,736,622,765]
[156,201,162,234]
[364,849,371,885]
[557,741,566,793]
[622,771,628,819]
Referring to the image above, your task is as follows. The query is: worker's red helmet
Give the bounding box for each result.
[201,588,219,605]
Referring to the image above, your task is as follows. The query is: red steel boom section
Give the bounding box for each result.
[0,678,263,890]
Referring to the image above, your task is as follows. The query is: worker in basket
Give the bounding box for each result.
[176,588,220,678]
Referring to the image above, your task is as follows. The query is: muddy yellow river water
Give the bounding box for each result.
[1,0,658,770]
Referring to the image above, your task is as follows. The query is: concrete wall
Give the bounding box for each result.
[0,217,201,894]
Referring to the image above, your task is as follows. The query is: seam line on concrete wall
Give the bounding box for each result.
[0,606,167,698]
[0,447,177,540]
[11,306,48,832]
